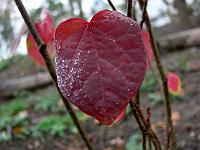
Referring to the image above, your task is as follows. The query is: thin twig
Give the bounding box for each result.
[132,0,137,20]
[148,135,152,150]
[137,0,177,149]
[142,132,147,150]
[167,127,172,150]
[126,1,161,149]
[135,90,140,105]
[140,0,148,29]
[129,101,146,132]
[107,0,116,11]
[13,0,93,150]
[127,0,133,17]
[129,100,162,150]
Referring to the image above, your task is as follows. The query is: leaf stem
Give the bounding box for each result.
[13,0,94,149]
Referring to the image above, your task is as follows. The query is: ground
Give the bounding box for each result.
[0,48,200,150]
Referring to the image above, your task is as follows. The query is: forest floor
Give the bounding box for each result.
[0,47,200,150]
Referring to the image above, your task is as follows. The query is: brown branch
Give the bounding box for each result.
[132,0,137,20]
[142,132,147,150]
[137,0,177,149]
[135,90,140,105]
[140,0,148,29]
[129,100,162,150]
[13,0,93,150]
[126,1,161,149]
[148,135,153,150]
[127,0,133,17]
[107,0,116,11]
[167,127,172,150]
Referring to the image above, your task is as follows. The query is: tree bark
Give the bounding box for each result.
[173,0,192,29]
[158,27,200,50]
[0,72,52,97]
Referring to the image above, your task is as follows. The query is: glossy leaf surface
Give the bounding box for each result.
[26,9,54,67]
[54,10,146,125]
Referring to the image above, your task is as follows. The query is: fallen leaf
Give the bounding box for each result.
[167,72,184,96]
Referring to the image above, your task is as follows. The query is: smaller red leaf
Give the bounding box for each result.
[112,106,127,124]
[167,72,184,96]
[142,32,153,69]
[26,8,54,67]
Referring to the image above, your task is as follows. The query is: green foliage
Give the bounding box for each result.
[141,71,157,93]
[0,113,30,141]
[148,93,163,106]
[34,90,64,112]
[32,115,69,137]
[178,57,188,71]
[0,99,29,116]
[126,133,142,150]
[32,112,88,138]
[0,58,11,72]
[0,98,30,141]
[13,90,30,99]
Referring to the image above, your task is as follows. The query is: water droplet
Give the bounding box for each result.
[56,45,61,50]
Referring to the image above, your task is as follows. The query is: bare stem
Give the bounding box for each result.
[13,0,93,149]
[148,135,153,150]
[127,0,133,17]
[137,0,177,149]
[107,0,116,11]
[132,0,137,20]
[143,132,147,150]
[167,127,172,150]
[135,90,140,105]
[140,0,148,29]
[129,100,162,150]
[127,1,161,149]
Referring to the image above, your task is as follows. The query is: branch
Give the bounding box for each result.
[107,0,116,11]
[142,132,147,150]
[129,100,162,150]
[126,1,161,149]
[137,0,177,149]
[132,0,137,21]
[127,0,133,17]
[167,127,172,150]
[140,0,148,29]
[13,0,93,150]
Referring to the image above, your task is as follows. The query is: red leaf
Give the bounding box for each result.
[26,9,54,67]
[167,72,184,96]
[54,10,146,125]
[112,106,127,124]
[142,32,153,69]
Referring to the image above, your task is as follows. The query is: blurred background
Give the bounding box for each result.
[0,0,200,150]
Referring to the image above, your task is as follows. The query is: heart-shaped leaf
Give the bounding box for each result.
[167,72,184,96]
[26,9,55,67]
[54,10,146,125]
